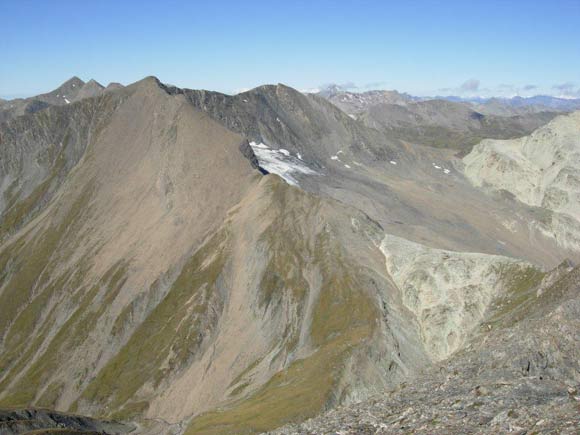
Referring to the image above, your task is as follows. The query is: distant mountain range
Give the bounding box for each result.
[437,94,580,108]
[316,87,561,150]
[434,94,580,116]
[316,87,580,113]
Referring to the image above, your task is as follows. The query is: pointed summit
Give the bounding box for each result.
[105,82,123,89]
[133,75,162,87]
[74,79,105,101]
[29,76,86,105]
[125,76,166,95]
[86,78,104,87]
[61,76,85,88]
[105,82,124,93]
[53,76,85,96]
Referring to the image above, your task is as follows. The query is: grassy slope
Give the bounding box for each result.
[186,224,380,434]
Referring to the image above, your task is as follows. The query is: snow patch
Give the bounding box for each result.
[297,153,303,160]
[390,160,397,165]
[251,142,269,149]
[344,164,351,169]
[432,162,451,174]
[331,155,339,160]
[249,141,317,186]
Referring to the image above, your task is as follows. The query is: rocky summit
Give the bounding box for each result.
[0,76,579,435]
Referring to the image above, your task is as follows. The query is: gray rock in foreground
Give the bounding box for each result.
[0,407,132,434]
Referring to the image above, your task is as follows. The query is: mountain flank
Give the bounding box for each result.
[1,76,579,434]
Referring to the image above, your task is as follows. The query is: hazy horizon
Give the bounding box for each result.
[3,74,580,101]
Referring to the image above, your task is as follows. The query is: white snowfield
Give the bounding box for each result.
[249,141,317,186]
[464,111,580,221]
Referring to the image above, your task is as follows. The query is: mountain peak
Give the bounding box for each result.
[60,76,85,89]
[72,79,105,101]
[140,75,162,85]
[128,75,164,92]
[85,78,104,88]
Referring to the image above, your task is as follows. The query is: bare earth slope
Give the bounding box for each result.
[1,79,580,435]
[0,77,260,426]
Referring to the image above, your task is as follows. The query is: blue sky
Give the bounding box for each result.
[1,0,579,98]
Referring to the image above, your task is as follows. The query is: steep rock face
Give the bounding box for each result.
[463,111,580,252]
[464,111,580,218]
[380,235,535,360]
[174,84,404,165]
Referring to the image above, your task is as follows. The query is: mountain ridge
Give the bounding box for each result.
[1,76,579,434]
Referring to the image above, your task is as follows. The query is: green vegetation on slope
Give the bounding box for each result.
[77,230,229,420]
[486,263,546,327]
[0,260,127,406]
[186,227,380,434]
[0,181,94,341]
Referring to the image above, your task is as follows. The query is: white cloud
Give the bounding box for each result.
[459,78,480,92]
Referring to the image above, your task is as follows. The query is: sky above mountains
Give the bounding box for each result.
[1,0,579,99]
